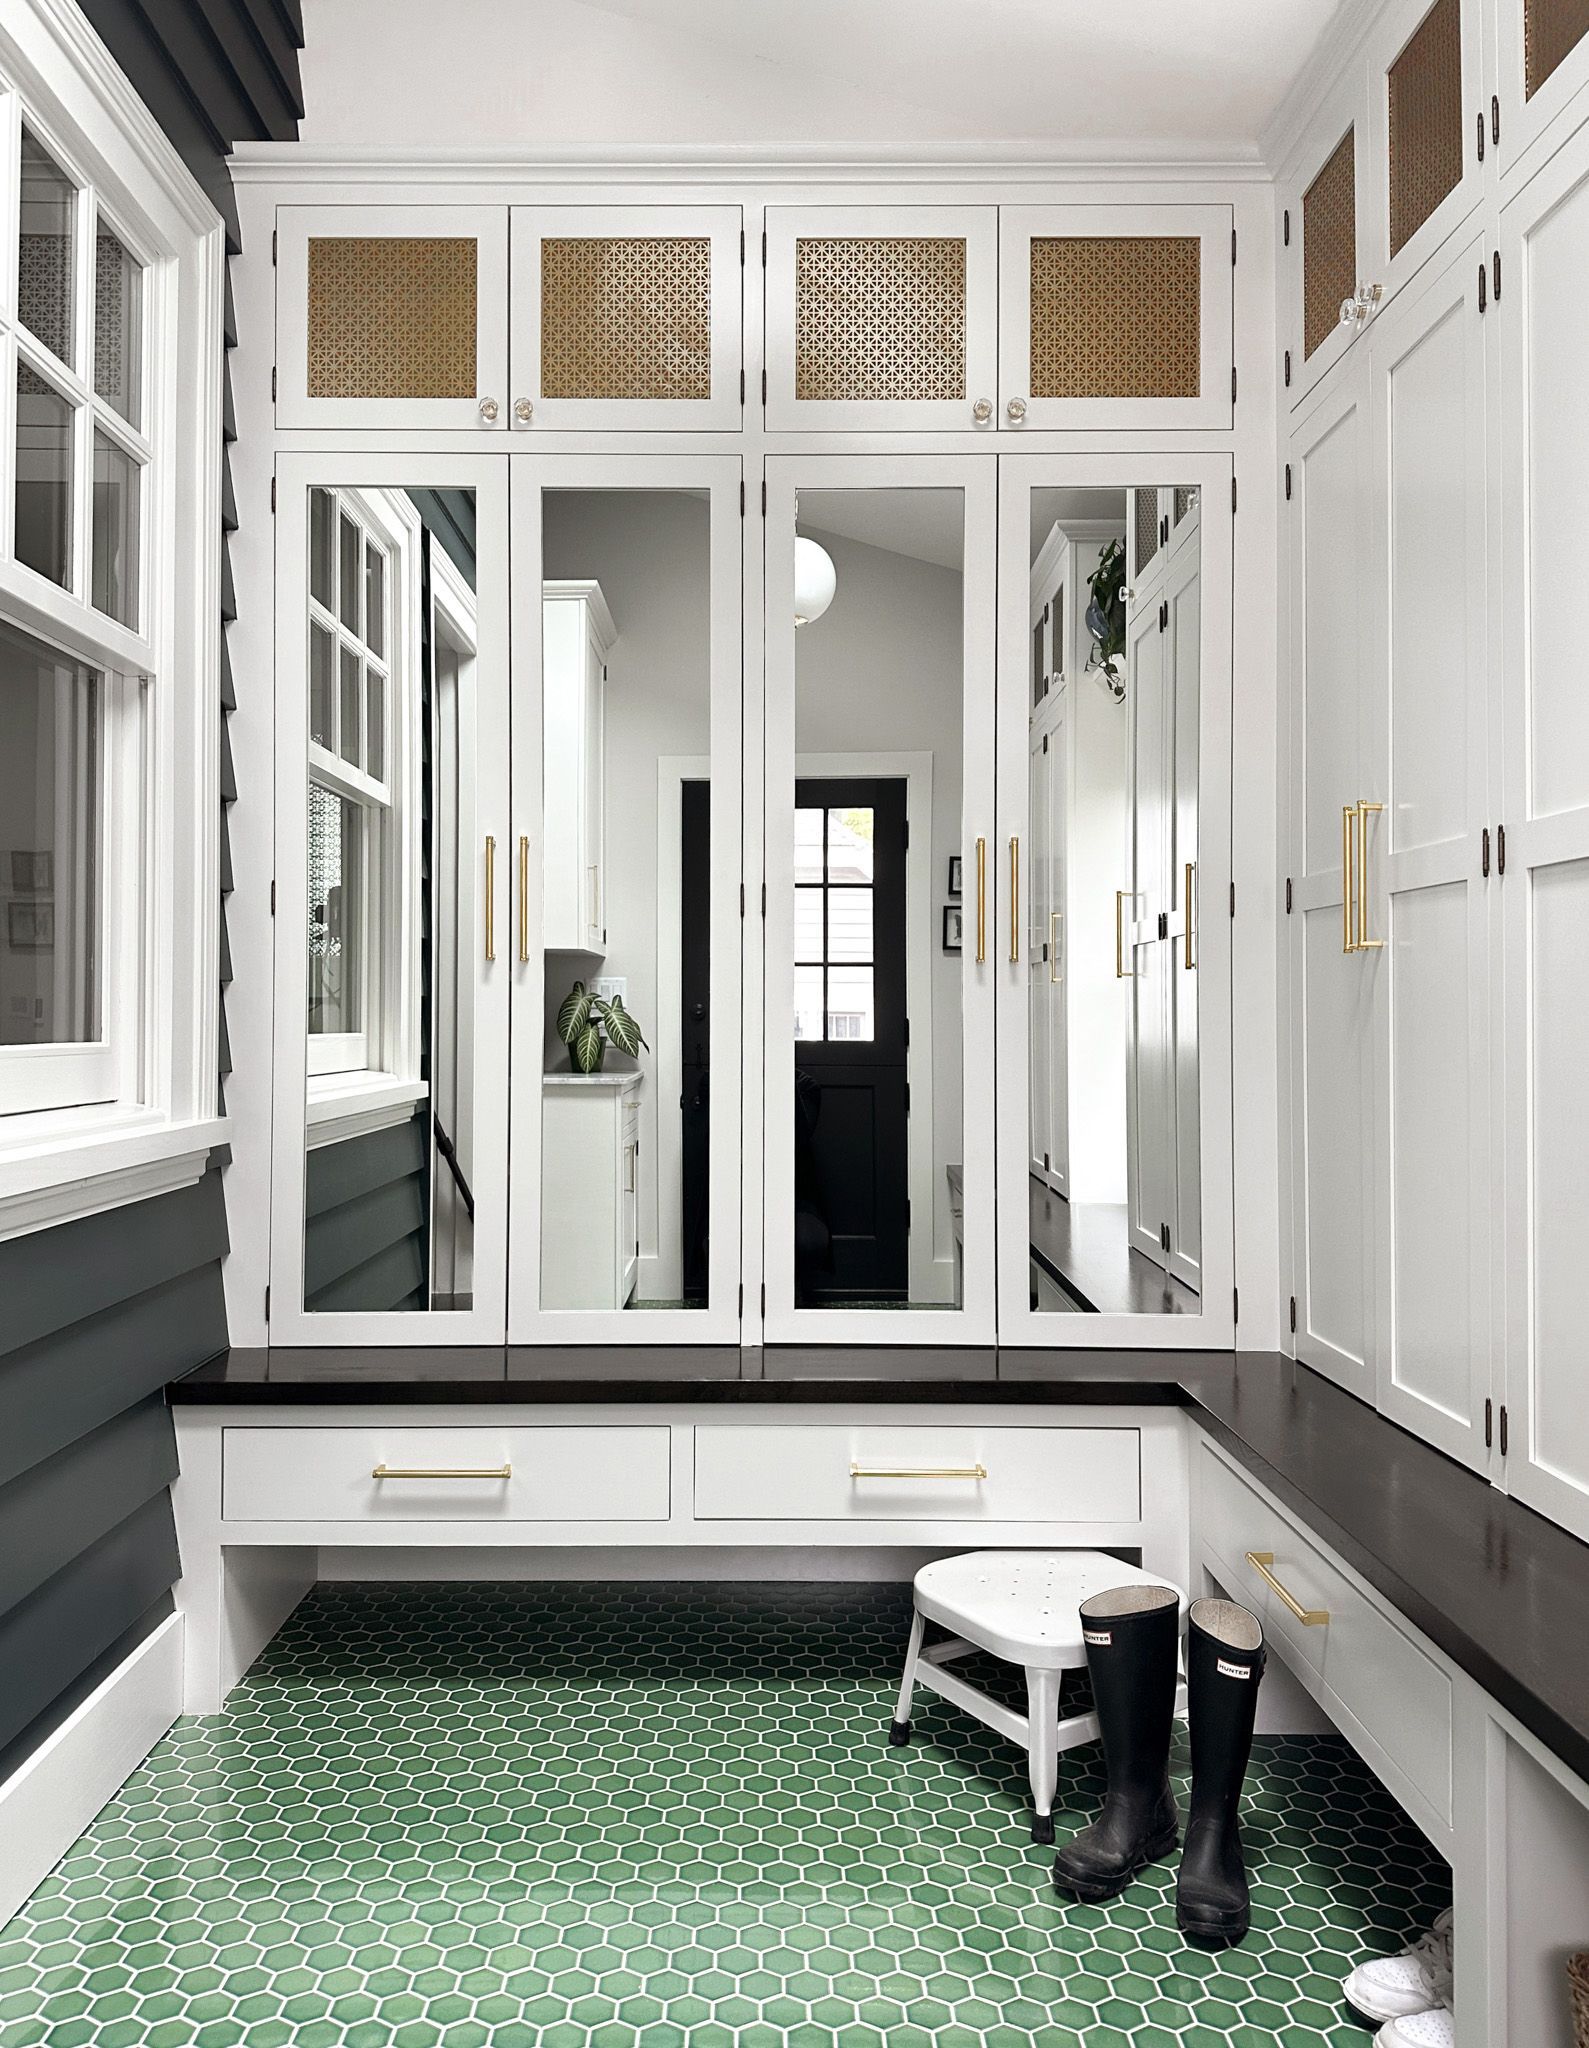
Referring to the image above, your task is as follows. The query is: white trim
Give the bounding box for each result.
[231,144,1271,179]
[0,1611,181,1932]
[305,1072,429,1151]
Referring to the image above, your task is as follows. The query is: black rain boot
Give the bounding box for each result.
[1177,1597,1266,1947]
[1051,1585,1180,1903]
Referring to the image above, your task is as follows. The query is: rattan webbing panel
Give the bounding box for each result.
[1030,237,1201,399]
[307,238,477,400]
[1135,490,1161,575]
[1389,0,1464,259]
[1303,131,1357,362]
[794,238,966,402]
[1526,0,1589,93]
[540,238,711,400]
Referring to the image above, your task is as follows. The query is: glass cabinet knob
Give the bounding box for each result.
[478,396,500,423]
[514,397,533,424]
[1006,397,1027,423]
[972,397,993,424]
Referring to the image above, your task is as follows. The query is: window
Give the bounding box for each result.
[794,806,876,1043]
[0,19,226,1232]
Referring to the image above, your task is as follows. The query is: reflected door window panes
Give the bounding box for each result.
[307,782,363,1041]
[16,361,75,589]
[91,429,140,627]
[792,807,875,1043]
[19,128,77,369]
[94,225,144,428]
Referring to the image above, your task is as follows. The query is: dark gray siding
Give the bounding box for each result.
[305,1114,429,1313]
[0,5,303,1783]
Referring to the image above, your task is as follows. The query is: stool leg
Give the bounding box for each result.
[1025,1667,1061,1843]
[890,1609,924,1746]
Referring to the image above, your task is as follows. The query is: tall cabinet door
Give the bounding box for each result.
[1286,361,1378,1400]
[1497,126,1589,1542]
[1365,233,1495,1473]
[509,208,742,431]
[999,206,1234,432]
[507,456,744,1344]
[275,207,509,431]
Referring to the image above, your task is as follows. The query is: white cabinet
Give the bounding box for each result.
[541,580,614,954]
[1494,0,1589,174]
[540,1071,642,1310]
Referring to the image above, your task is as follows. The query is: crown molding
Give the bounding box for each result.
[1258,0,1387,176]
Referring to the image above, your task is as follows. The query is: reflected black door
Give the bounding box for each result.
[680,780,711,1304]
[794,778,908,1303]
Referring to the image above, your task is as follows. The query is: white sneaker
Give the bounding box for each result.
[1375,2009,1456,2047]
[1345,1909,1454,2022]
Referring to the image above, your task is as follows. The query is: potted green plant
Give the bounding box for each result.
[556,980,649,1074]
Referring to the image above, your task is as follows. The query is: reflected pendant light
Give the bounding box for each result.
[794,535,836,626]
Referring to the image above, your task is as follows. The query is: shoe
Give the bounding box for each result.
[1374,2008,1455,2046]
[1175,1597,1266,1947]
[1345,1910,1454,2023]
[1051,1584,1181,1903]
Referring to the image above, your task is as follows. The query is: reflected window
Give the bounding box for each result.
[794,807,875,1042]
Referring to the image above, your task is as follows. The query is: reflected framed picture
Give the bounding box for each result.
[9,851,52,894]
[8,902,54,951]
[947,854,963,897]
[942,903,962,953]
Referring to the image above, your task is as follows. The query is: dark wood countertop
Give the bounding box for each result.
[170,1344,1589,1789]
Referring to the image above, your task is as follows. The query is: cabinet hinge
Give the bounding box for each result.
[271,365,277,403]
[762,230,768,264]
[739,479,745,515]
[739,882,745,916]
[271,228,277,266]
[1482,825,1490,877]
[739,228,745,264]
[1479,259,1488,314]
[264,1284,270,1323]
[761,479,767,516]
[1158,599,1167,633]
[903,1016,910,1047]
[1231,228,1238,266]
[1497,823,1505,875]
[1042,732,1048,752]
[738,1283,743,1316]
[760,882,767,916]
[1491,94,1500,147]
[1043,1151,1050,1172]
[760,1282,766,1315]
[1476,110,1485,163]
[740,369,746,407]
[1233,1286,1239,1324]
[902,818,909,850]
[1231,364,1238,405]
[1285,462,1292,501]
[1484,1397,1493,1449]
[1284,349,1292,388]
[1283,208,1291,247]
[1499,1403,1509,1456]
[1289,1295,1297,1333]
[1493,249,1502,302]
[1231,476,1238,514]
[1229,881,1236,917]
[270,475,276,513]
[761,368,767,406]
[1285,876,1292,914]
[270,878,276,916]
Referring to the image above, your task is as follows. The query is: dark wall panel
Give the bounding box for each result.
[305,1116,430,1314]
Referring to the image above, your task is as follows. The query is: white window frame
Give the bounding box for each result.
[0,0,225,1239]
[304,484,427,1150]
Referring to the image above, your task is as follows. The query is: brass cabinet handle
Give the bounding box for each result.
[1342,805,1357,954]
[373,1463,512,1480]
[1115,889,1137,978]
[1183,861,1196,970]
[518,835,530,963]
[1009,837,1021,963]
[1246,1550,1329,1625]
[485,835,496,962]
[850,1462,988,1480]
[975,837,987,964]
[1355,801,1384,951]
[1049,908,1062,984]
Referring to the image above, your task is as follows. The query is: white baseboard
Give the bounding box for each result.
[0,1612,182,1930]
[320,1544,960,1583]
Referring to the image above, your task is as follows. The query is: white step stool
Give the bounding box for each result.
[890,1551,1188,1842]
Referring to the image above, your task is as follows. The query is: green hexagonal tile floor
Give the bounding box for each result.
[0,1583,1450,2047]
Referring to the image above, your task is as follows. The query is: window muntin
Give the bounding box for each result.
[793,806,877,1043]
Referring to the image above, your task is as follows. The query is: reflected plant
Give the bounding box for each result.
[556,980,649,1074]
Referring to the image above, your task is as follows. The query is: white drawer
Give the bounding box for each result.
[693,1425,1140,1523]
[1195,1441,1453,1826]
[222,1426,671,1523]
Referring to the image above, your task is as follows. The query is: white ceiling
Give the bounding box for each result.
[299,0,1344,152]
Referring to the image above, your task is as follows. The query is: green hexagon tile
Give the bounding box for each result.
[0,1583,1450,2047]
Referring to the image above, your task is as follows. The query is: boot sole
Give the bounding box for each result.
[1052,1824,1179,1904]
[1176,1909,1250,1949]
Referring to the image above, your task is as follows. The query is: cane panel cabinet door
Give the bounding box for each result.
[1498,120,1589,1544]
[763,207,999,433]
[1283,76,1372,410]
[509,207,743,431]
[1495,0,1589,172]
[998,205,1234,431]
[1362,0,1484,309]
[276,206,509,431]
[1285,358,1379,1402]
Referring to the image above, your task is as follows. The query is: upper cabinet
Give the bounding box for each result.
[999,205,1236,431]
[763,206,999,431]
[510,206,743,430]
[277,205,509,430]
[1496,0,1589,168]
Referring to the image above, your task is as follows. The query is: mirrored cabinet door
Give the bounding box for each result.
[763,456,997,1342]
[275,207,509,430]
[996,457,1232,1346]
[270,459,512,1340]
[509,208,742,431]
[507,457,743,1341]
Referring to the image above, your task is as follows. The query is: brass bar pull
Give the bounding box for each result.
[850,1462,988,1480]
[1049,909,1061,984]
[1183,860,1195,971]
[1356,801,1384,950]
[1009,837,1020,963]
[518,835,530,964]
[975,837,987,964]
[1246,1550,1329,1624]
[1115,890,1137,978]
[485,835,496,963]
[373,1463,512,1480]
[1342,805,1357,954]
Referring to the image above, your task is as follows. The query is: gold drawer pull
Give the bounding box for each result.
[850,1462,988,1480]
[372,1463,512,1480]
[1246,1550,1329,1625]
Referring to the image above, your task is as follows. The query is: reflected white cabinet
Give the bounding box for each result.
[542,581,614,954]
[541,1071,642,1310]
